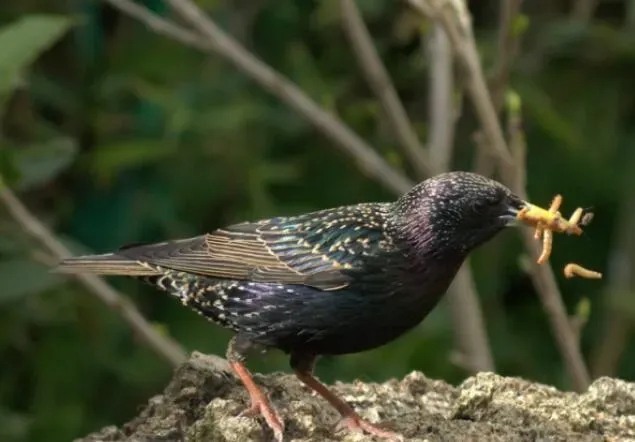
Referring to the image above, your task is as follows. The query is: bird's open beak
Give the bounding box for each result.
[499,198,533,226]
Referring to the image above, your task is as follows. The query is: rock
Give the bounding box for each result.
[77,352,635,442]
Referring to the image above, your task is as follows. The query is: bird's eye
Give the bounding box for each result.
[471,200,489,213]
[471,194,503,214]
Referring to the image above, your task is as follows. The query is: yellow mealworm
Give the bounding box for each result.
[519,194,584,236]
[533,195,562,263]
[537,229,552,264]
[568,208,584,226]
[563,263,602,279]
[516,195,597,270]
[549,195,562,213]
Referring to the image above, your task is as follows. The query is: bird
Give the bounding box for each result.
[56,171,539,442]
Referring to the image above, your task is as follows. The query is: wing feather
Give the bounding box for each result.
[61,203,393,291]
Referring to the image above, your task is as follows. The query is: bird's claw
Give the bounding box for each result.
[335,415,404,442]
[239,397,285,442]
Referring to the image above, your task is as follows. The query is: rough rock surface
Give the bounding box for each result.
[78,352,635,442]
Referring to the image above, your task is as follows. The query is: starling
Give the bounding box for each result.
[57,171,540,442]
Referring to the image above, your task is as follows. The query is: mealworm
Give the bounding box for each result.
[564,263,602,279]
[518,197,583,236]
[516,195,600,276]
[549,195,562,212]
[568,208,583,226]
[533,195,562,262]
[537,229,552,264]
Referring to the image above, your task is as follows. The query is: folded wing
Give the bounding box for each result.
[57,203,392,291]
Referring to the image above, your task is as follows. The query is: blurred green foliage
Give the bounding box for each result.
[0,1,634,441]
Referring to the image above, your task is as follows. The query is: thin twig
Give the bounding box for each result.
[0,185,189,367]
[424,22,493,371]
[407,0,591,391]
[339,0,433,178]
[427,24,456,171]
[446,264,495,371]
[504,91,526,200]
[475,0,522,177]
[106,0,413,195]
[521,233,590,379]
[407,0,514,170]
[570,299,590,346]
[591,195,635,377]
[490,0,523,112]
[105,0,212,51]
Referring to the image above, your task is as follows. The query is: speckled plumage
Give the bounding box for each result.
[57,171,527,441]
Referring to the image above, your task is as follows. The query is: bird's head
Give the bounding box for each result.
[393,171,531,256]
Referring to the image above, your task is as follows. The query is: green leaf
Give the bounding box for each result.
[575,298,591,323]
[0,15,74,100]
[0,145,19,187]
[13,137,78,190]
[506,89,522,114]
[0,259,63,304]
[512,14,530,37]
[89,140,176,182]
[258,160,302,183]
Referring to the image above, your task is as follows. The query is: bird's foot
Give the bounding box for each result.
[240,396,285,442]
[336,415,404,442]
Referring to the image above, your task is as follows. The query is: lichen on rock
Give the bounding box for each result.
[77,352,635,441]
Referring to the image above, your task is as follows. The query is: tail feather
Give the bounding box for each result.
[55,253,161,276]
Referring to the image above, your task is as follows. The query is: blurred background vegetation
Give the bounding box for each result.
[0,0,634,441]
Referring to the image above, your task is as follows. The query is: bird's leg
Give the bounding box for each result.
[290,353,404,442]
[227,335,284,442]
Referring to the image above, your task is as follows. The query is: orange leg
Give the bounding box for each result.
[291,353,404,442]
[228,337,284,442]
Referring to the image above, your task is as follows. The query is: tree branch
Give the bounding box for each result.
[591,194,635,377]
[167,0,415,194]
[406,0,591,392]
[105,0,212,51]
[490,0,523,113]
[339,0,434,178]
[446,264,495,371]
[0,184,190,368]
[425,22,494,371]
[427,24,456,172]
[475,0,522,178]
[407,0,514,169]
[105,0,412,195]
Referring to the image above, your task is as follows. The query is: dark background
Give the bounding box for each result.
[0,1,634,441]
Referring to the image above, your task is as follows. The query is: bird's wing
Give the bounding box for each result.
[59,203,393,291]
